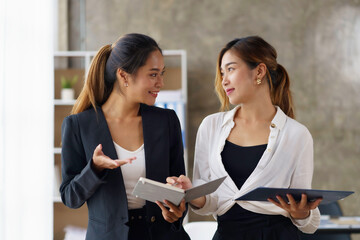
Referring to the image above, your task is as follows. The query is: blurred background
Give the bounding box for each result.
[1,0,359,239]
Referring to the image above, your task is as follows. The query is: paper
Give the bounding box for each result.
[132,176,226,206]
[236,187,354,205]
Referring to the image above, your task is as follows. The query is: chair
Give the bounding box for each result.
[184,221,217,240]
[300,201,351,240]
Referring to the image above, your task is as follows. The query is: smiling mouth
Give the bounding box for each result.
[149,91,159,97]
[226,88,234,95]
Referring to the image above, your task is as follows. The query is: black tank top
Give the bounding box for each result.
[219,140,267,221]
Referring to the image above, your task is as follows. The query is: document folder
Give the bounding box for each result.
[132,176,226,206]
[236,187,354,205]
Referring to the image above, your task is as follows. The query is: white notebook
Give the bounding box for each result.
[132,176,226,206]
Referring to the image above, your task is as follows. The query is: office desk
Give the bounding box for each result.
[317,215,360,234]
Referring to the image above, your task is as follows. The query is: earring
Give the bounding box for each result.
[124,82,128,87]
[256,78,262,85]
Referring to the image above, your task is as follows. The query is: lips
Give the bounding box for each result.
[149,91,159,98]
[225,88,234,95]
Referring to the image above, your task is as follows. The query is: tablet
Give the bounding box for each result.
[236,187,354,205]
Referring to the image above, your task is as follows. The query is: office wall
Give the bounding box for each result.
[65,0,360,229]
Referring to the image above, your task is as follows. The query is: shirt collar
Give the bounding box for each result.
[221,105,287,130]
[221,105,241,127]
[271,106,287,130]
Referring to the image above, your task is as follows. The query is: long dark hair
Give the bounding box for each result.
[215,36,295,118]
[72,33,162,114]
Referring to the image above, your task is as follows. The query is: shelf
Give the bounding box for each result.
[54,148,61,154]
[54,196,62,203]
[54,99,76,105]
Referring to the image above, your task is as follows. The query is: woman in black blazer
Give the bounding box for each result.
[60,33,190,240]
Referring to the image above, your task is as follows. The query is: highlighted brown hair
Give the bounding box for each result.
[215,36,294,118]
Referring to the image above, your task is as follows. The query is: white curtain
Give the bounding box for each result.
[0,0,54,239]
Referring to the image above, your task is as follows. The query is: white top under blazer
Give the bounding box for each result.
[191,106,320,234]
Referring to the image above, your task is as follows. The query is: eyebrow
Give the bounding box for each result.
[221,62,237,69]
[149,67,166,71]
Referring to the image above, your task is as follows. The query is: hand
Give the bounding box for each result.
[166,175,193,190]
[166,175,205,208]
[92,144,136,172]
[268,194,322,219]
[155,199,186,223]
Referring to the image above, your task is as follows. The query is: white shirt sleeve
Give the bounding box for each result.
[191,118,219,215]
[289,133,321,233]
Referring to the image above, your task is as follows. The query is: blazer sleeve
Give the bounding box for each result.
[168,110,188,230]
[289,132,321,233]
[60,115,106,209]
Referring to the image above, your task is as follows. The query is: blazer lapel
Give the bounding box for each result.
[140,104,168,182]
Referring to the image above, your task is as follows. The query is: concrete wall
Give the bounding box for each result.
[66,0,360,235]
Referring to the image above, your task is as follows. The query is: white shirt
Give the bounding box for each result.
[114,142,146,209]
[191,106,320,233]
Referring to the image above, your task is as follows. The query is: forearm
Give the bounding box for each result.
[190,196,206,209]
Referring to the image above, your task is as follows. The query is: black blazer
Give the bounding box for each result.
[60,104,190,240]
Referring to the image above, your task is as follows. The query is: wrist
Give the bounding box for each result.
[291,210,310,220]
[91,159,103,174]
[190,196,206,209]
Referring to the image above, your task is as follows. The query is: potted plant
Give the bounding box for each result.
[60,75,78,100]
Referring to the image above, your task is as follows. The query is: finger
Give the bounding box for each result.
[268,198,282,208]
[114,160,130,167]
[276,195,289,207]
[178,175,186,183]
[299,194,308,208]
[113,157,136,166]
[117,157,136,164]
[156,201,177,222]
[166,177,178,184]
[93,144,103,156]
[308,198,322,209]
[163,214,175,223]
[128,156,136,163]
[155,201,169,213]
[164,200,182,217]
[99,155,119,168]
[179,199,186,212]
[286,194,297,206]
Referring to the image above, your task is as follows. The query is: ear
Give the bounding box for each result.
[256,63,267,80]
[116,68,128,81]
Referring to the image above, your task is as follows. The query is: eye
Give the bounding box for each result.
[227,67,234,72]
[160,70,165,76]
[150,73,157,77]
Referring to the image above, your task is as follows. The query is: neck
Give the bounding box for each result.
[236,89,276,123]
[101,91,140,119]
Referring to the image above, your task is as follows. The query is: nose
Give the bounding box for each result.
[222,73,228,87]
[157,75,164,89]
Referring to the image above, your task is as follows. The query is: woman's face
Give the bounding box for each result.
[127,50,165,105]
[221,50,258,105]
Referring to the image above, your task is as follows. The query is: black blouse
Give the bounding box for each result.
[219,140,267,221]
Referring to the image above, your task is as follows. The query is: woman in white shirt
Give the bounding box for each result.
[168,36,322,239]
